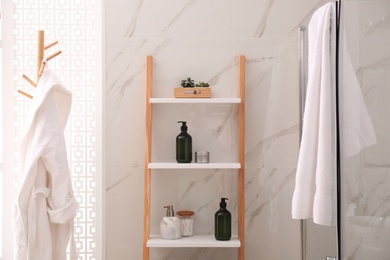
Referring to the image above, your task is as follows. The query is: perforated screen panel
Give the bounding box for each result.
[13,1,97,259]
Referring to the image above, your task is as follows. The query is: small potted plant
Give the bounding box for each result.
[195,81,209,88]
[180,77,195,88]
[174,77,211,98]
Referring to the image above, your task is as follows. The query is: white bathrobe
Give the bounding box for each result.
[13,68,78,260]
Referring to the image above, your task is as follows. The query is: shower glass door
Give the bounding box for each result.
[341,1,390,259]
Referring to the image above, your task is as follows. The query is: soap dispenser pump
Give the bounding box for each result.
[160,205,181,240]
[214,198,231,241]
[176,121,192,163]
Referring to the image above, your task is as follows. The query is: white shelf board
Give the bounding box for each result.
[150,98,241,104]
[148,162,241,169]
[147,235,240,248]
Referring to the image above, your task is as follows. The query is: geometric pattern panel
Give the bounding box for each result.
[13,0,96,259]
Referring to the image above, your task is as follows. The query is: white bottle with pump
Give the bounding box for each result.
[160,205,181,239]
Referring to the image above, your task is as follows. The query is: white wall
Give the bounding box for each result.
[105,0,331,259]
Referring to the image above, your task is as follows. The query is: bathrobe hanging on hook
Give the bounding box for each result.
[13,67,78,260]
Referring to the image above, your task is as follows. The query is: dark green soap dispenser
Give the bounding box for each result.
[215,198,231,241]
[176,121,192,163]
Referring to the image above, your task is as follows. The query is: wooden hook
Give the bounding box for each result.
[38,61,46,77]
[17,89,33,99]
[38,49,61,77]
[47,50,62,61]
[22,74,37,88]
[44,41,58,50]
[18,30,62,99]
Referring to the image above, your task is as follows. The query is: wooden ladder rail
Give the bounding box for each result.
[143,55,153,260]
[238,55,246,260]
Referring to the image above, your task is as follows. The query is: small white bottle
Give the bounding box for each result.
[160,205,181,240]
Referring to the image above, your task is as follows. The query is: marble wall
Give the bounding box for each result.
[105,0,330,259]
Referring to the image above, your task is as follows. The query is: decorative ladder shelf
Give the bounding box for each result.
[143,55,246,260]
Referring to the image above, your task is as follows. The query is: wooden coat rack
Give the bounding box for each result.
[18,30,62,99]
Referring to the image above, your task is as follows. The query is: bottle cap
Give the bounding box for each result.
[220,198,228,208]
[178,121,188,131]
[176,210,195,217]
[163,205,175,217]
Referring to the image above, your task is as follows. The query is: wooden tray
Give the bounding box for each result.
[174,87,211,98]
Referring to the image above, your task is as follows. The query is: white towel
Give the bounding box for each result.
[292,2,335,226]
[292,2,376,226]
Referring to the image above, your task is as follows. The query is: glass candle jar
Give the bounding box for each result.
[195,151,209,163]
[176,211,195,237]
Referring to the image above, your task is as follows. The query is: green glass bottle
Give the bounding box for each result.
[214,198,231,241]
[176,121,192,163]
